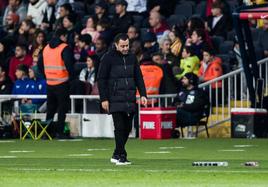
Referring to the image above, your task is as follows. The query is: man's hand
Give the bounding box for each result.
[140,96,147,106]
[101,100,109,112]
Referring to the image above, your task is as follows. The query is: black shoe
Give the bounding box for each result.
[55,133,73,140]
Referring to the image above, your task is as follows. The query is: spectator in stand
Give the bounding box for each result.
[174,46,200,80]
[3,12,20,36]
[0,0,8,16]
[125,0,147,17]
[130,40,143,62]
[147,0,176,18]
[14,19,36,46]
[9,44,33,82]
[41,0,58,32]
[198,45,222,88]
[185,29,207,60]
[149,11,170,44]
[81,16,100,44]
[186,17,213,48]
[0,65,13,95]
[78,53,99,95]
[54,3,73,30]
[160,38,177,66]
[111,0,133,36]
[96,20,113,46]
[174,72,208,130]
[62,13,77,48]
[142,31,159,56]
[2,0,27,26]
[95,37,107,59]
[127,25,140,45]
[77,34,93,63]
[28,65,47,106]
[0,37,14,72]
[206,1,231,39]
[29,29,47,65]
[151,52,177,94]
[258,19,268,57]
[93,0,109,23]
[27,0,48,26]
[168,26,184,57]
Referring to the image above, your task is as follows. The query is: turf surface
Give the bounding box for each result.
[0,138,268,187]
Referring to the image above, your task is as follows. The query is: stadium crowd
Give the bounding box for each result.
[0,0,267,110]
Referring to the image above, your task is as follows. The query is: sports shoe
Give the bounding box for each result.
[115,157,131,165]
[110,155,120,164]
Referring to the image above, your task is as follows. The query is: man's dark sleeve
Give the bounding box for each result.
[37,53,45,78]
[62,46,75,81]
[97,53,111,102]
[134,58,147,98]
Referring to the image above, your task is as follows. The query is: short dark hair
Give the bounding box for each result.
[193,28,206,40]
[202,44,216,56]
[114,33,129,44]
[79,34,92,45]
[64,13,76,24]
[16,43,28,52]
[151,52,164,59]
[183,46,195,56]
[60,3,73,13]
[54,28,68,38]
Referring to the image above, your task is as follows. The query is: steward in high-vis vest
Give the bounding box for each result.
[37,28,74,139]
[137,56,163,105]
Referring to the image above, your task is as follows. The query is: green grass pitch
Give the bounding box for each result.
[0,138,268,187]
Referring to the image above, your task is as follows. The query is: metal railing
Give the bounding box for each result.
[0,58,267,130]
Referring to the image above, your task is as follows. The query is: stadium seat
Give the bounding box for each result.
[132,15,143,28]
[219,41,234,55]
[167,14,186,28]
[212,36,225,54]
[194,1,206,19]
[174,3,193,18]
[19,104,52,140]
[179,103,210,138]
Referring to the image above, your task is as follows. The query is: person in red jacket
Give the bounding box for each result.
[8,44,33,82]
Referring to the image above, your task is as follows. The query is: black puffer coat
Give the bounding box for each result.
[97,49,146,113]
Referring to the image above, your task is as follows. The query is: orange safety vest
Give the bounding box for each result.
[137,64,163,98]
[43,43,69,86]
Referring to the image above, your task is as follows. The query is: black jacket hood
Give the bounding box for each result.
[49,38,64,49]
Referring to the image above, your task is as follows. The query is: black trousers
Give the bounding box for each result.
[46,82,70,135]
[112,112,134,157]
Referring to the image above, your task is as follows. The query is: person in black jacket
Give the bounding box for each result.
[97,33,147,165]
[174,72,208,127]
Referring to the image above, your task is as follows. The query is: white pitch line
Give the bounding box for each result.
[10,150,35,153]
[57,139,83,142]
[234,145,256,148]
[68,154,93,157]
[145,151,171,154]
[87,148,110,151]
[218,149,245,152]
[0,156,17,158]
[8,168,268,174]
[0,140,15,143]
[159,147,185,150]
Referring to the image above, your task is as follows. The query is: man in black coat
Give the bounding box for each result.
[97,33,147,165]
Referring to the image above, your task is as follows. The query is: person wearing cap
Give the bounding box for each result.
[174,72,209,129]
[142,31,159,55]
[94,0,109,23]
[111,0,133,36]
[97,33,147,165]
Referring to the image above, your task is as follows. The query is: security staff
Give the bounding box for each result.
[98,33,147,165]
[38,28,74,139]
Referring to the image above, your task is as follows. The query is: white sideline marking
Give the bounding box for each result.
[234,145,256,148]
[0,156,17,158]
[57,139,83,142]
[87,148,110,151]
[68,154,93,157]
[0,140,15,143]
[145,151,170,154]
[10,150,35,153]
[218,149,245,152]
[8,168,268,174]
[159,147,184,150]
